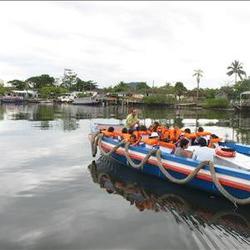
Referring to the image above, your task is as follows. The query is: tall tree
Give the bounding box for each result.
[8,79,27,90]
[135,82,150,91]
[227,60,246,84]
[174,82,187,101]
[26,75,55,89]
[193,69,203,104]
[234,79,250,98]
[113,81,129,92]
[83,80,97,91]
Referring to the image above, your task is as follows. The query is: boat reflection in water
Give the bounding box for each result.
[89,156,250,246]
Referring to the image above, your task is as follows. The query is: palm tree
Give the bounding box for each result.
[193,69,203,104]
[227,60,246,84]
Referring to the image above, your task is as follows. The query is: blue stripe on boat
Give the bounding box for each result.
[103,137,250,181]
[110,149,250,199]
[220,141,250,156]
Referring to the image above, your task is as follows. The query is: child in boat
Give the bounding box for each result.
[129,134,139,145]
[133,125,148,140]
[119,128,134,141]
[174,138,193,158]
[208,134,220,148]
[169,124,182,143]
[102,126,116,138]
[149,121,160,132]
[160,124,171,141]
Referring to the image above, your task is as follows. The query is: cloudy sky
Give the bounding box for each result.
[0,1,250,89]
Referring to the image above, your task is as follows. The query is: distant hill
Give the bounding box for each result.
[127,82,150,90]
[127,82,141,89]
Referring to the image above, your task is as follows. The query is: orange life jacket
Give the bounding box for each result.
[208,138,221,148]
[169,129,182,142]
[196,131,211,137]
[184,133,197,139]
[102,130,115,137]
[157,126,170,140]
[142,138,159,146]
[121,133,131,142]
[113,131,122,137]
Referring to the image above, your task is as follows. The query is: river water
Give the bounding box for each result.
[0,103,250,250]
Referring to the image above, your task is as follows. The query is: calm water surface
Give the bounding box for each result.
[0,104,250,250]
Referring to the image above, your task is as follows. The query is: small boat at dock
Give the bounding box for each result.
[73,96,100,105]
[0,95,24,104]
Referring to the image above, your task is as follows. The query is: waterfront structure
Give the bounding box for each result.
[234,91,250,111]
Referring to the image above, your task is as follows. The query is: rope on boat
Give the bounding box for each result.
[124,142,157,169]
[156,149,250,205]
[98,134,125,157]
[90,132,100,157]
[90,132,250,205]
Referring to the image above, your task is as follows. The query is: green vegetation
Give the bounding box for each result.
[7,80,27,90]
[1,60,249,109]
[0,84,6,95]
[174,82,187,100]
[26,74,55,89]
[143,94,175,105]
[38,86,68,99]
[202,98,230,109]
[72,79,97,91]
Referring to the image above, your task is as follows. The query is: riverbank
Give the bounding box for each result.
[0,99,240,112]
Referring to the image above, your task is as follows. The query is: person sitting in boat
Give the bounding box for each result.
[129,134,141,146]
[183,128,196,144]
[102,126,116,138]
[142,132,159,146]
[170,127,194,148]
[148,121,160,132]
[133,125,148,140]
[197,137,207,147]
[121,127,128,134]
[157,124,170,141]
[120,127,130,141]
[174,138,193,158]
[208,134,221,148]
[159,124,171,142]
[193,127,210,145]
[196,127,212,138]
[192,137,214,161]
[125,109,140,129]
[169,124,182,143]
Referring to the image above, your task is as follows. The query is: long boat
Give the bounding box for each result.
[89,124,250,205]
[0,95,24,104]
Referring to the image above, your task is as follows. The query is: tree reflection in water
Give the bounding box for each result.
[1,104,250,142]
[88,156,250,245]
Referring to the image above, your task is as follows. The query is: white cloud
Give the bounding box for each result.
[0,1,250,89]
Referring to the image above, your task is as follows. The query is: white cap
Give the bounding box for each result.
[149,132,159,138]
